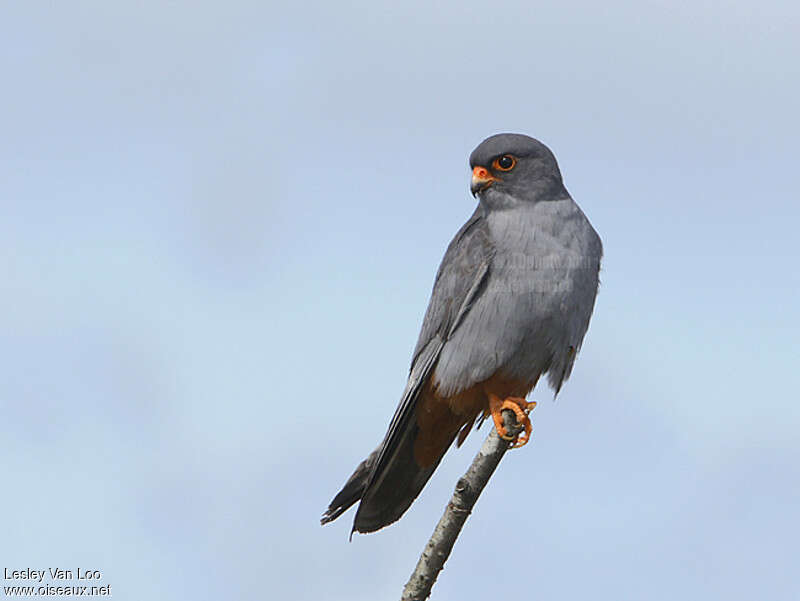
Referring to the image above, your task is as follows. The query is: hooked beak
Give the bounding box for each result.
[470,166,497,197]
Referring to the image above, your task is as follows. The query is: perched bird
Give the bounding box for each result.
[322,133,602,535]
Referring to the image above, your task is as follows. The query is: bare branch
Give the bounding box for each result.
[400,409,523,601]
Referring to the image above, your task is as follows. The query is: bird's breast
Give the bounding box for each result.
[481,199,601,380]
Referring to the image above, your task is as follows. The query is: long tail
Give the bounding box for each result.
[320,448,378,526]
[322,398,478,534]
[321,424,451,534]
[322,338,477,534]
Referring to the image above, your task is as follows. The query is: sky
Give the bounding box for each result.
[1,1,799,599]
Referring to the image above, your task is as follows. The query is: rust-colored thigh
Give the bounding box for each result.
[413,371,536,467]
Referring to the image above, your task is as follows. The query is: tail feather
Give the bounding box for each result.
[351,422,447,534]
[322,337,469,535]
[320,448,378,525]
[322,407,468,535]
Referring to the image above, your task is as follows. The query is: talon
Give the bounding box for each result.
[488,394,535,448]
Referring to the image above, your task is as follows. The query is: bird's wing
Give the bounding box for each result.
[410,207,493,368]
[354,207,493,520]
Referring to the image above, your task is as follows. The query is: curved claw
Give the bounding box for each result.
[488,395,536,448]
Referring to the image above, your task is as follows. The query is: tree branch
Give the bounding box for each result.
[400,409,522,601]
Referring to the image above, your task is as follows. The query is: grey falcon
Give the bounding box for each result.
[321,133,602,535]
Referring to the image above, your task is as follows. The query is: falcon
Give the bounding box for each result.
[322,133,602,535]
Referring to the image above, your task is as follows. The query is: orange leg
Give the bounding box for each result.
[488,394,536,448]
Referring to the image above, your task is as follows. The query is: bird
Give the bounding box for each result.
[321,133,602,535]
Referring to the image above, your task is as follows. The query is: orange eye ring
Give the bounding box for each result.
[492,155,516,171]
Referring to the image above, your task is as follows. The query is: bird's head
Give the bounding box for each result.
[469,133,568,208]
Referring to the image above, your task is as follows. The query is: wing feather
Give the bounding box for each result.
[352,207,493,531]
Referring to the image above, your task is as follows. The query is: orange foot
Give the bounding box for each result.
[488,394,536,448]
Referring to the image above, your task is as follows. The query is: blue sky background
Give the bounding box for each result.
[2,1,799,599]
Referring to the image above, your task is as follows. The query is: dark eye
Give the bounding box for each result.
[493,155,516,171]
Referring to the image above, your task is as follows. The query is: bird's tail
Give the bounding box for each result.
[321,401,479,534]
[320,448,378,526]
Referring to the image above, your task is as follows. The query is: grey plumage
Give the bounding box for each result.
[322,133,602,535]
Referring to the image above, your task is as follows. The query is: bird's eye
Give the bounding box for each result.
[493,155,516,171]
